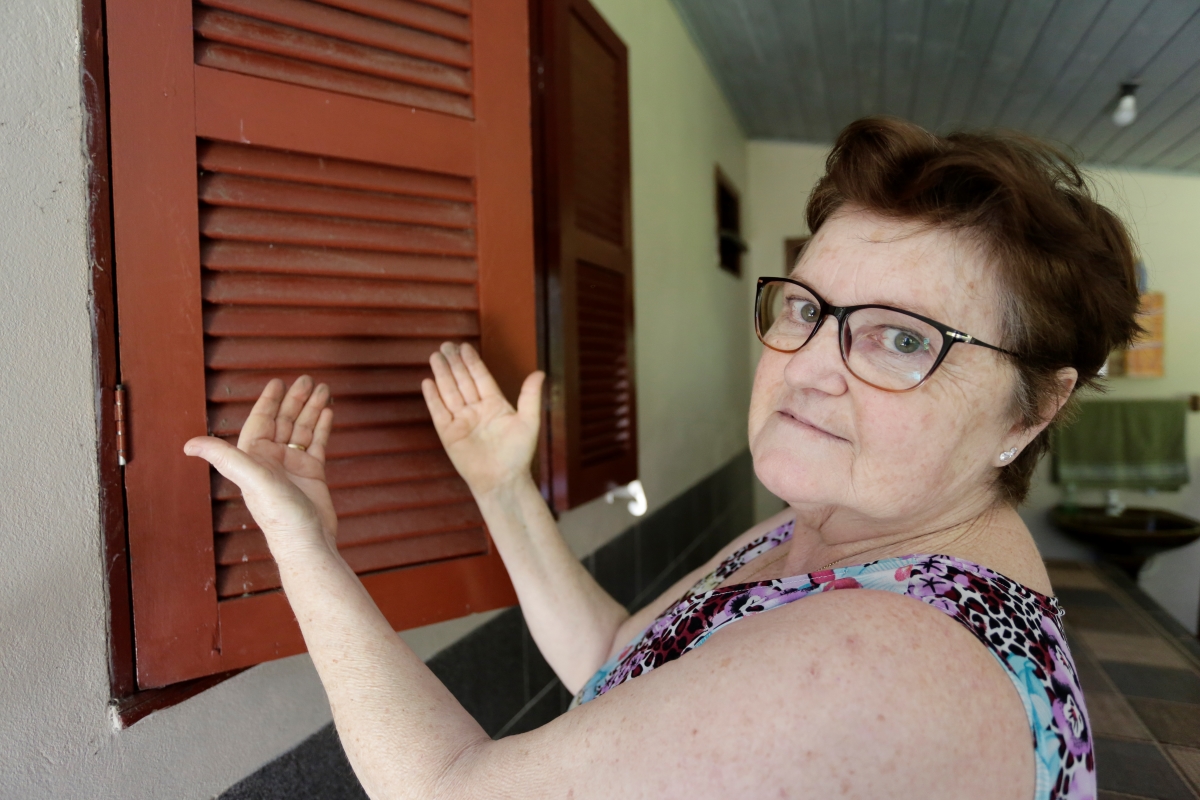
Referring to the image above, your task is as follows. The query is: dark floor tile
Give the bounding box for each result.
[1095,737,1196,800]
[522,615,557,701]
[1057,587,1125,609]
[592,526,638,608]
[1066,606,1151,635]
[636,516,675,592]
[498,680,563,737]
[1129,697,1200,748]
[681,523,720,575]
[1099,792,1163,800]
[1103,663,1200,704]
[219,724,367,800]
[1167,746,1200,794]
[558,682,575,713]
[1088,691,1153,740]
[1096,562,1200,667]
[1078,655,1118,694]
[427,607,525,736]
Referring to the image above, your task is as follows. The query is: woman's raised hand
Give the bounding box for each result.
[422,342,545,496]
[184,376,338,558]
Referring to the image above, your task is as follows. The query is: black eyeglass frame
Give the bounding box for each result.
[754,276,1021,393]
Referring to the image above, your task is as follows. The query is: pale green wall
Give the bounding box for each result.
[744,141,830,522]
[1022,165,1200,633]
[558,0,753,553]
[744,141,1200,633]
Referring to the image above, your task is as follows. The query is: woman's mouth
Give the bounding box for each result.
[777,409,845,441]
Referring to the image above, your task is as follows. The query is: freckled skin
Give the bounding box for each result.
[190,204,1074,800]
[741,206,1065,589]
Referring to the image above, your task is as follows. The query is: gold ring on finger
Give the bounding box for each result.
[287,443,307,452]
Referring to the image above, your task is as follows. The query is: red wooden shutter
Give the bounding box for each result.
[532,0,636,511]
[107,0,534,689]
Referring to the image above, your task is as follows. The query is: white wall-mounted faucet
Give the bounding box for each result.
[606,479,648,517]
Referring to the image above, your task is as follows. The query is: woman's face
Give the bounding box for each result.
[749,208,1020,530]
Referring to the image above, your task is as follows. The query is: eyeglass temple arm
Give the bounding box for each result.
[946,329,1018,357]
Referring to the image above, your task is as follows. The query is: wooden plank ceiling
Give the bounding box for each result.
[670,0,1200,172]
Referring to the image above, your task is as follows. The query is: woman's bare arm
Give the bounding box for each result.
[422,343,628,691]
[184,377,1033,800]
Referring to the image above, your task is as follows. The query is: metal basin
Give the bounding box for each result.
[1049,505,1200,578]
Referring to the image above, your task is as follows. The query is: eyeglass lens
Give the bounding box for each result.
[758,281,944,391]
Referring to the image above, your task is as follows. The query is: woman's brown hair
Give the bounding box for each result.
[805,117,1142,503]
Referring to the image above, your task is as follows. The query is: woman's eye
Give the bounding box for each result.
[796,302,819,322]
[887,329,927,354]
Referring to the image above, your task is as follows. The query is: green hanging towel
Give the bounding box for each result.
[1053,399,1189,490]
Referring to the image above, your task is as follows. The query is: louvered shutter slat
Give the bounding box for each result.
[218,527,488,596]
[203,242,477,282]
[213,473,470,536]
[209,395,431,436]
[198,0,472,67]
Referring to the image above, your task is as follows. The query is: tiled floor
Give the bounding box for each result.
[1047,560,1200,800]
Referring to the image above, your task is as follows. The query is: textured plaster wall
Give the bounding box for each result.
[0,0,751,796]
[743,140,1200,634]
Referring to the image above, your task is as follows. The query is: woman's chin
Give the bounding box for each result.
[751,447,841,506]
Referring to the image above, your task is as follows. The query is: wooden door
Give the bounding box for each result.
[106,0,535,688]
[532,0,637,511]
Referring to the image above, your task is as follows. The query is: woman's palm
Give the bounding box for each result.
[422,343,544,495]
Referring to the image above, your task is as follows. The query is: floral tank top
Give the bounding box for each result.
[571,520,1094,800]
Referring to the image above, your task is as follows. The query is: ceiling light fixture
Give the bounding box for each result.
[1112,83,1138,127]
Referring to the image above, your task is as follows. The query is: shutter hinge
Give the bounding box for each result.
[114,385,127,466]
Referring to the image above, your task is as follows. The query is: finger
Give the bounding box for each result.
[430,350,466,412]
[421,378,454,429]
[441,341,480,404]
[460,342,504,401]
[185,436,272,491]
[516,371,545,429]
[238,379,286,450]
[289,383,329,449]
[306,407,334,464]
[274,375,314,444]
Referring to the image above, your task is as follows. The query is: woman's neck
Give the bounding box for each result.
[785,498,1032,577]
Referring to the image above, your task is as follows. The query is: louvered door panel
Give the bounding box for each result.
[193,0,474,116]
[575,261,631,467]
[109,0,532,688]
[199,140,487,598]
[535,0,635,511]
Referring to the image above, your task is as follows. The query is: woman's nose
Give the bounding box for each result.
[782,318,850,395]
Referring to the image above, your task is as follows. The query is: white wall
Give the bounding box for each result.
[744,142,1200,633]
[0,0,751,796]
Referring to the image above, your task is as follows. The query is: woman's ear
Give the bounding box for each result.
[1000,367,1078,460]
[1046,367,1078,422]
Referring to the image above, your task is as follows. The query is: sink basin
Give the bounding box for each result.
[1049,505,1200,578]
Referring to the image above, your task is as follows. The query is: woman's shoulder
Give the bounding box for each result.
[488,583,1036,799]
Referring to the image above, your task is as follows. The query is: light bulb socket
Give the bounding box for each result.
[1112,83,1139,127]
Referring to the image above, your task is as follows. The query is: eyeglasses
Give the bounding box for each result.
[754,277,1019,392]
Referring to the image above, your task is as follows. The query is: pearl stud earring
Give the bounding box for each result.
[998,447,1019,463]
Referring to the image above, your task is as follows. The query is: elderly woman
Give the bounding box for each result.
[186,118,1140,799]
